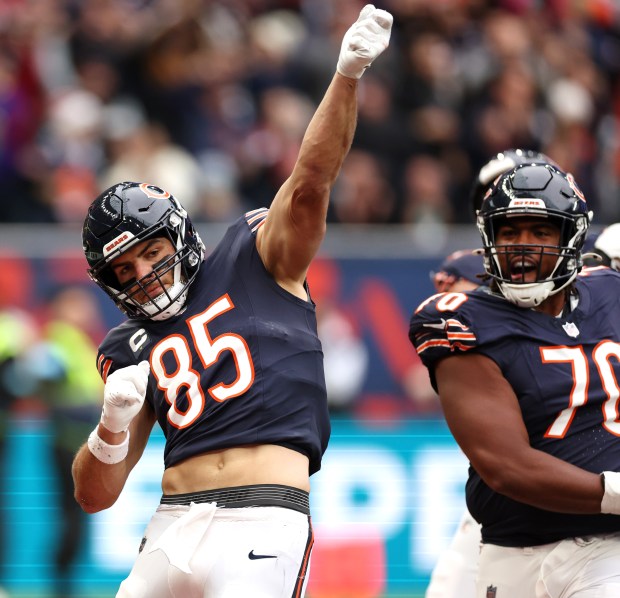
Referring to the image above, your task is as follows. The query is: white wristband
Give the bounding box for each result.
[88,427,130,465]
[601,471,620,514]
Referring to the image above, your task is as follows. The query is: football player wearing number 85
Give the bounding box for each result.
[409,162,620,597]
[71,6,393,597]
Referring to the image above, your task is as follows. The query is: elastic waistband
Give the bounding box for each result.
[160,483,310,515]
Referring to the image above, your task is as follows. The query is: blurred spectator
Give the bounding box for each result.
[16,286,104,598]
[400,154,454,250]
[331,149,397,223]
[237,85,315,211]
[100,113,203,215]
[401,154,454,225]
[0,308,39,598]
[0,1,618,225]
[307,257,369,414]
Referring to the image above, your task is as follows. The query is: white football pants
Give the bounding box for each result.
[477,532,620,597]
[116,502,313,598]
[425,509,480,598]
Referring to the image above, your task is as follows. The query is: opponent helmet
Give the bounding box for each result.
[430,249,487,293]
[591,223,620,271]
[477,163,590,308]
[82,182,205,320]
[469,149,557,219]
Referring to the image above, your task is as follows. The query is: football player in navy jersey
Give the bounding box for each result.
[430,249,487,294]
[71,6,392,597]
[410,162,620,597]
[425,249,485,598]
[425,149,555,598]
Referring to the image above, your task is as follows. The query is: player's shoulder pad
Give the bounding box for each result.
[578,264,620,280]
[576,265,620,303]
[244,208,268,234]
[409,290,480,364]
[96,319,149,382]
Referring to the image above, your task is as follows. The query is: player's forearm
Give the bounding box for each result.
[72,362,153,513]
[292,73,358,194]
[476,446,605,514]
[72,440,131,513]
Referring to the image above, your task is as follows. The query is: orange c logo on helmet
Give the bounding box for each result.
[139,183,171,200]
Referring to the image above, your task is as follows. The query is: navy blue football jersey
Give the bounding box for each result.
[409,266,620,546]
[97,208,330,475]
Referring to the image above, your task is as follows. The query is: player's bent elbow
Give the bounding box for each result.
[477,463,527,499]
[74,488,118,514]
[291,164,334,198]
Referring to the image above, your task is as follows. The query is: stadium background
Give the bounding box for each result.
[0,0,619,596]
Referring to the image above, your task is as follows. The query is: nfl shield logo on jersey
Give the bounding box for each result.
[562,322,580,338]
[486,586,497,598]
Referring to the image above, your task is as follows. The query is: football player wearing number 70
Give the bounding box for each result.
[71,6,393,597]
[409,162,620,597]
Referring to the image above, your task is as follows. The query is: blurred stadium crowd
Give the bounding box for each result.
[1,0,619,226]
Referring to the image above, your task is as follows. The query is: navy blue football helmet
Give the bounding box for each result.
[83,182,205,320]
[469,149,558,219]
[477,163,591,307]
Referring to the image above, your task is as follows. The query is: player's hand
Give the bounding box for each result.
[337,4,393,80]
[601,471,620,515]
[100,361,150,433]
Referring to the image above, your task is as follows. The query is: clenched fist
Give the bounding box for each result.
[337,4,393,80]
[100,361,150,433]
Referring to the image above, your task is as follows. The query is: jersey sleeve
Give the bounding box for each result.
[96,349,113,383]
[95,322,143,383]
[408,292,479,370]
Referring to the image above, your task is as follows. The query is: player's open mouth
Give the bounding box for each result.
[129,280,167,304]
[509,258,538,282]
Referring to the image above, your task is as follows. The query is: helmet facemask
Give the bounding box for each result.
[477,163,590,309]
[479,210,587,308]
[84,183,205,320]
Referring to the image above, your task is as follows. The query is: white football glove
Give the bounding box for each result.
[336,4,393,80]
[601,471,620,515]
[100,360,150,433]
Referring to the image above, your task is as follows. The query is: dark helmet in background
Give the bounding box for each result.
[82,182,205,320]
[430,249,487,293]
[477,163,591,308]
[469,149,558,219]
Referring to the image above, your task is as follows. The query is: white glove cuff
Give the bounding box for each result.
[336,59,365,80]
[600,471,620,514]
[88,427,130,465]
[99,411,128,435]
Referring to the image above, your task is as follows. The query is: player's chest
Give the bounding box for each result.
[501,330,620,437]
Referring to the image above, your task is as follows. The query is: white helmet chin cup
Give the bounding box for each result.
[498,281,554,308]
[142,283,188,320]
[498,270,577,309]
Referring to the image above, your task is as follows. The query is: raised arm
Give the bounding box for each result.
[256,5,392,299]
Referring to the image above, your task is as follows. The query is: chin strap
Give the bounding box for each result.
[147,285,188,321]
[499,281,554,308]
